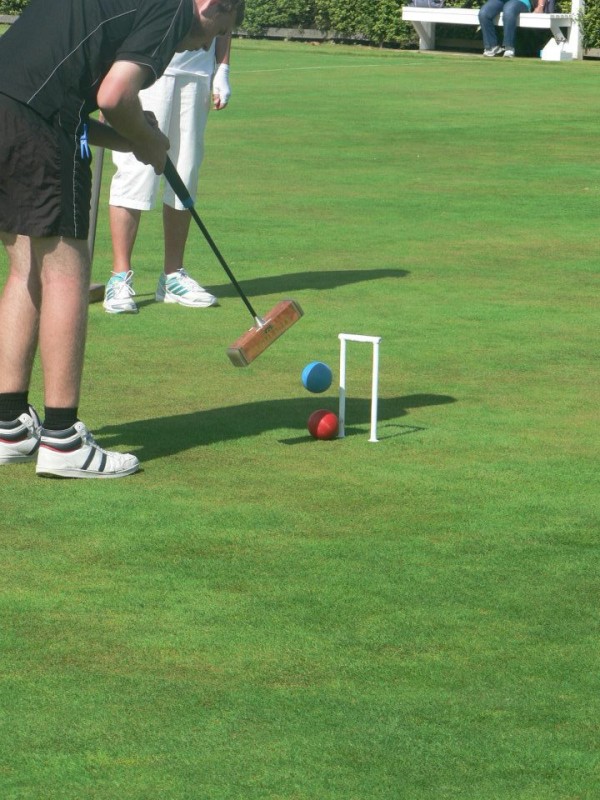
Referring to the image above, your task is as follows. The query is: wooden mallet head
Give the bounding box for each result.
[227,299,304,367]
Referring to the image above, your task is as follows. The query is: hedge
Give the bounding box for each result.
[0,0,27,12]
[1,0,599,49]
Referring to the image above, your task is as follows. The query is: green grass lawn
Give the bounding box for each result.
[1,40,599,799]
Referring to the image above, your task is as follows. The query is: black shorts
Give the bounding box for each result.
[0,93,91,239]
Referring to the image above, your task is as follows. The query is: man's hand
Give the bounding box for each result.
[131,127,170,174]
[144,110,160,129]
[212,63,231,110]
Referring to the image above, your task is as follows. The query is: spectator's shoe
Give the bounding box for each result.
[483,46,504,57]
[503,48,515,58]
[155,268,218,308]
[103,270,138,314]
[0,406,42,464]
[36,422,139,479]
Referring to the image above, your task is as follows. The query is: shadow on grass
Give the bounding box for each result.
[204,267,408,299]
[123,268,407,310]
[98,394,455,461]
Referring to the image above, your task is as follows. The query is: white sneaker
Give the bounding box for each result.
[0,406,41,464]
[103,270,138,314]
[503,48,515,58]
[36,421,139,479]
[155,268,218,308]
[483,46,504,57]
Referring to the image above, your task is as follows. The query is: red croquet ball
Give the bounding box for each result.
[307,409,338,440]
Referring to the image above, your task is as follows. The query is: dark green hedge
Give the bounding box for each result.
[582,0,600,48]
[241,0,416,46]
[0,0,27,13]
[1,0,599,48]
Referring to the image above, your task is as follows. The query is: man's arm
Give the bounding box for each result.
[95,61,170,173]
[212,34,232,110]
[87,119,131,152]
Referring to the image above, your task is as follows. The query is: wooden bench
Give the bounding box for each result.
[401,4,582,58]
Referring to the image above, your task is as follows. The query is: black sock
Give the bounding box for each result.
[43,407,79,431]
[0,392,29,421]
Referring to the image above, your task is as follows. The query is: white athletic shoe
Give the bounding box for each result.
[36,421,139,479]
[0,406,42,464]
[503,48,515,58]
[104,270,138,314]
[483,46,504,57]
[155,268,218,308]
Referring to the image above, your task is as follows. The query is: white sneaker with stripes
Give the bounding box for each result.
[155,268,218,308]
[36,421,139,479]
[0,406,41,464]
[104,270,138,314]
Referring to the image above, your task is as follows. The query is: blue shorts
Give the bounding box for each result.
[0,93,91,239]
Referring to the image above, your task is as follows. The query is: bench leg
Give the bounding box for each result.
[566,21,582,59]
[549,20,567,43]
[412,20,436,51]
[569,0,584,59]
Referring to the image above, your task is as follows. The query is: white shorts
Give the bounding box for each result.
[109,73,211,211]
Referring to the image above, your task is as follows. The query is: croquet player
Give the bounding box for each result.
[0,0,244,479]
[104,36,234,314]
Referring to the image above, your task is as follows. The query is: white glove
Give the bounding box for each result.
[212,63,231,109]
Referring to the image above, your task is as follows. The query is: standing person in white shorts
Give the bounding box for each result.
[104,36,232,314]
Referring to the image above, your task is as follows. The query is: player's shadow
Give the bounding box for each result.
[97,393,456,462]
[207,268,408,299]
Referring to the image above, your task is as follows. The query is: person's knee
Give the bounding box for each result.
[503,3,522,22]
[35,237,89,279]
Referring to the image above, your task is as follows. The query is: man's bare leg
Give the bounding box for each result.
[163,203,192,274]
[1,233,141,478]
[109,205,142,272]
[104,205,141,314]
[36,236,90,408]
[0,232,41,393]
[159,202,217,307]
[0,233,89,406]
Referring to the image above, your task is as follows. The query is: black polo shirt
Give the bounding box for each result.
[0,0,194,132]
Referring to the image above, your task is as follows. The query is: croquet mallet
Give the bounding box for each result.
[163,157,303,367]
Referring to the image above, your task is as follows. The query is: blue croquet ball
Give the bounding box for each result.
[301,361,333,394]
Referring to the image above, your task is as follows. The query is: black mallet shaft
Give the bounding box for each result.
[163,156,261,324]
[163,157,303,367]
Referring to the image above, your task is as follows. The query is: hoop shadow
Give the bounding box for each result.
[97,393,456,462]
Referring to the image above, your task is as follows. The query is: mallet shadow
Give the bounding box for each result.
[208,267,409,299]
[111,268,407,311]
[97,394,456,462]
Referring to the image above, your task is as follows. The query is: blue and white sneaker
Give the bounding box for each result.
[0,406,42,464]
[103,270,138,314]
[36,421,139,479]
[155,268,218,308]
